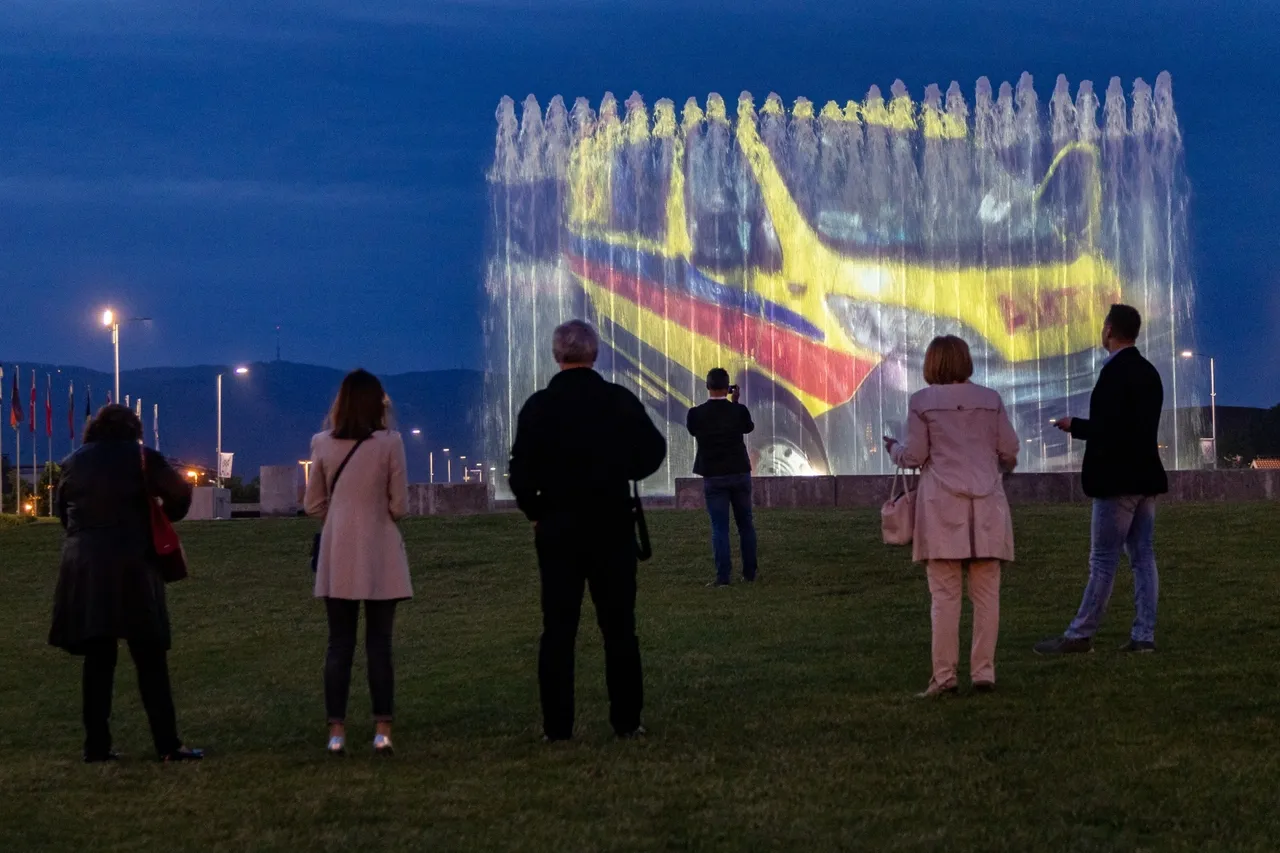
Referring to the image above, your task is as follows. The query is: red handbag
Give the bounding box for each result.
[141,447,189,583]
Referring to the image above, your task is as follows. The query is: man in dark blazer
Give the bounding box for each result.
[1035,304,1169,655]
[686,368,758,586]
[509,320,667,742]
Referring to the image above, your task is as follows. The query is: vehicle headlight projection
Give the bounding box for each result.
[485,74,1200,493]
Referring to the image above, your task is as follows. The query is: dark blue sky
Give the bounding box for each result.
[0,0,1275,405]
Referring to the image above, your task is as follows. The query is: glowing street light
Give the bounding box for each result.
[216,366,250,490]
[411,428,422,436]
[100,308,151,403]
[1180,350,1217,468]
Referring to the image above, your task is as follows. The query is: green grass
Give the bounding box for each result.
[2,505,1279,852]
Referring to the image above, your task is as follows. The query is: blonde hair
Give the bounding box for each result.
[922,335,974,385]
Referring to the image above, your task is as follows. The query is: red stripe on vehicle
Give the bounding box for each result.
[569,256,872,407]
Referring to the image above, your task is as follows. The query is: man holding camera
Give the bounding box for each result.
[686,368,758,587]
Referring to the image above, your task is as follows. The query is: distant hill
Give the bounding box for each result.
[0,362,483,482]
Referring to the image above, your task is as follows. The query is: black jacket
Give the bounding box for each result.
[48,441,193,654]
[509,368,667,523]
[686,399,754,477]
[1069,346,1169,498]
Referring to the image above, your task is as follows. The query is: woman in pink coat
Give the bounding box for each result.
[305,369,412,755]
[885,336,1020,697]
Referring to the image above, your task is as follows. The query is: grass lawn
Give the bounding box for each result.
[2,504,1279,852]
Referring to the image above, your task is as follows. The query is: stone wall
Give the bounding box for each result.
[407,483,492,516]
[674,470,1280,510]
[259,465,301,516]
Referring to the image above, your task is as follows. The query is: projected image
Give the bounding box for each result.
[485,74,1199,493]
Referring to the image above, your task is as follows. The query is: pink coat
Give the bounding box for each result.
[305,430,413,601]
[889,382,1020,563]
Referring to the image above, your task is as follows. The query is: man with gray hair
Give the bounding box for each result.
[509,319,667,742]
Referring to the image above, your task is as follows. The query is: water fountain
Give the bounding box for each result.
[484,74,1200,494]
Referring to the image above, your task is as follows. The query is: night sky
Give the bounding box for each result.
[1,0,1275,405]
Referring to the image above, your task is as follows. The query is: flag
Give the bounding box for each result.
[106,390,112,405]
[84,385,92,429]
[29,370,36,434]
[10,368,23,429]
[68,381,74,441]
[45,375,52,437]
[218,452,234,480]
[153,404,160,450]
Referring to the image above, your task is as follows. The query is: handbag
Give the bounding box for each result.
[141,447,188,583]
[311,438,367,572]
[881,467,917,546]
[632,481,652,562]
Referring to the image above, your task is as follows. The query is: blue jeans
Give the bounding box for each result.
[1065,496,1159,643]
[704,473,758,584]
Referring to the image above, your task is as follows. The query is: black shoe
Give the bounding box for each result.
[617,725,647,740]
[972,681,996,694]
[1033,636,1094,655]
[1120,639,1157,653]
[84,751,120,764]
[161,746,204,763]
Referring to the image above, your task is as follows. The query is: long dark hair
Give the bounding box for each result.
[328,369,389,440]
[84,404,144,444]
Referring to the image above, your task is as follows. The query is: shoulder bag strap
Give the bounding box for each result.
[327,437,368,498]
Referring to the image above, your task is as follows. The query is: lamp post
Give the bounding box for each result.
[443,447,451,483]
[216,366,250,488]
[101,309,151,403]
[1180,350,1216,469]
[460,455,468,483]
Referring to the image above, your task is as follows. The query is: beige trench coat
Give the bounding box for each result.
[889,382,1019,563]
[305,430,413,601]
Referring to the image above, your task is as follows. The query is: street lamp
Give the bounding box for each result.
[443,447,451,483]
[101,308,151,403]
[1180,350,1216,469]
[460,455,468,483]
[217,366,250,488]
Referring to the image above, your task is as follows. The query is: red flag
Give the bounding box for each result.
[29,370,36,434]
[45,375,52,437]
[9,368,22,429]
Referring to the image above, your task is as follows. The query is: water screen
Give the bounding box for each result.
[485,74,1200,492]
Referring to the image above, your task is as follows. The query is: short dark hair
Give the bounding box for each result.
[1106,304,1142,342]
[706,368,731,391]
[922,335,975,385]
[329,369,389,440]
[84,404,143,444]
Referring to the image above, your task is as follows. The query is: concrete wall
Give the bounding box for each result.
[259,465,301,516]
[188,487,232,520]
[674,470,1280,510]
[406,483,491,516]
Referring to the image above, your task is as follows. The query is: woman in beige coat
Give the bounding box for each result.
[305,369,411,755]
[885,336,1019,697]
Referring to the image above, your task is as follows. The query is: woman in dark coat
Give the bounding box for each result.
[49,404,203,763]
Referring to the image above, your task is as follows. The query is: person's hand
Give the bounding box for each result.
[1053,416,1073,433]
[883,435,898,455]
[730,385,741,404]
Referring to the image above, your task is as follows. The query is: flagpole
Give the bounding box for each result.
[154,403,160,452]
[31,370,38,517]
[47,374,53,517]
[0,366,5,515]
[15,365,22,516]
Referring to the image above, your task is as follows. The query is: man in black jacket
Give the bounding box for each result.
[509,320,667,741]
[1035,304,1169,655]
[686,368,757,586]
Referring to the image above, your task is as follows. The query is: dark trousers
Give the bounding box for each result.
[324,598,398,723]
[81,637,181,758]
[704,473,758,584]
[536,517,643,739]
